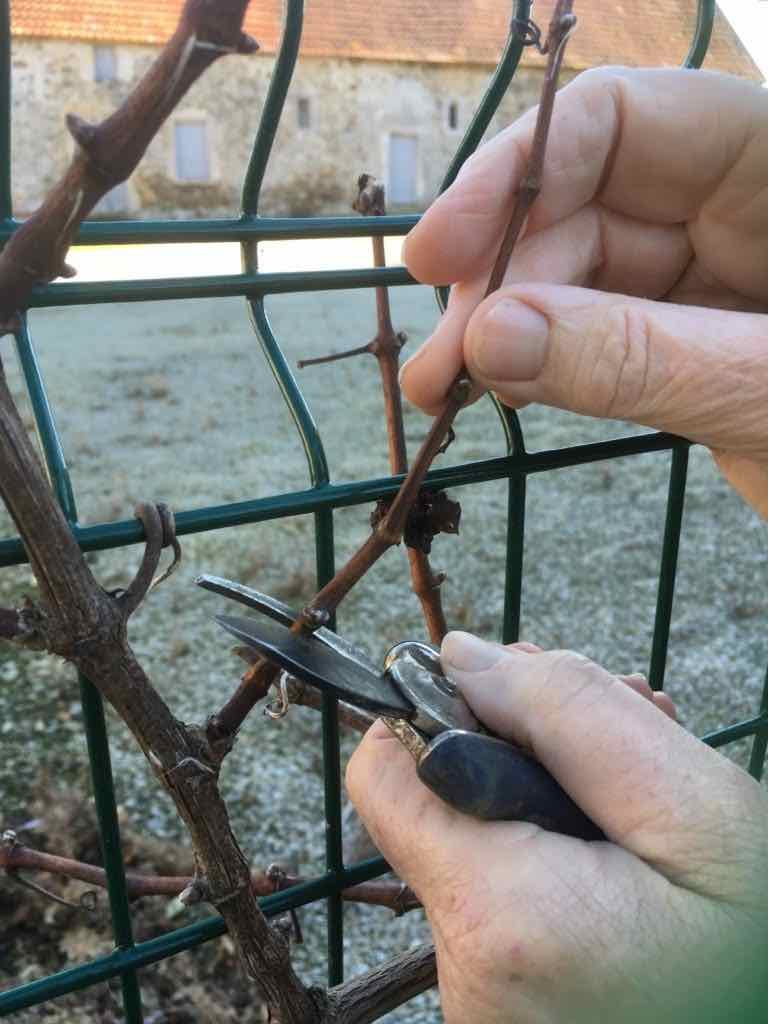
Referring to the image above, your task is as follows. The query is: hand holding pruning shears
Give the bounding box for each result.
[350,67,768,1023]
[201,574,604,840]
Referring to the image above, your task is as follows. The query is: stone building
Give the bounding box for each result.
[8,0,760,219]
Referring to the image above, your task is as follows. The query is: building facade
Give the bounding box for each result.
[8,1,760,220]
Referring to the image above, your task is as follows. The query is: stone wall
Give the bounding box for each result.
[10,38,545,219]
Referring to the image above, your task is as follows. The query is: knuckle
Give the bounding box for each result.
[540,648,593,684]
[580,303,653,418]
[573,65,636,107]
[575,65,625,89]
[581,64,634,84]
[534,649,613,722]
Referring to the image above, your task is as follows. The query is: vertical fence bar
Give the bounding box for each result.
[13,323,143,1022]
[503,475,526,644]
[0,0,11,221]
[314,508,345,985]
[78,686,144,1022]
[684,0,715,69]
[248,297,330,486]
[238,0,343,977]
[497,403,527,644]
[747,667,768,781]
[13,320,75,509]
[241,0,304,214]
[648,444,689,690]
[248,297,340,979]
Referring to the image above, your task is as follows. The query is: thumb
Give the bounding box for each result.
[345,720,540,907]
[464,283,768,457]
[440,631,768,901]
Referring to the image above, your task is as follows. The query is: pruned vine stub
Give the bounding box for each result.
[371,490,462,555]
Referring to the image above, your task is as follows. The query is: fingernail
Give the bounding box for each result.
[470,299,549,381]
[442,631,505,673]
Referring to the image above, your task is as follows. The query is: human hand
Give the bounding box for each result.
[400,68,768,517]
[346,632,768,1024]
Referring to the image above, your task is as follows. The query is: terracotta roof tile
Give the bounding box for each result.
[8,0,761,78]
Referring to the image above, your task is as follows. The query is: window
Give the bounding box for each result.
[12,59,38,100]
[446,100,459,132]
[297,97,311,130]
[174,120,211,182]
[93,45,117,83]
[387,133,418,204]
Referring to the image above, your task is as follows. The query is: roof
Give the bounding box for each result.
[8,0,761,78]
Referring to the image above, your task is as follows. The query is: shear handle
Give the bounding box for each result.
[417,730,605,841]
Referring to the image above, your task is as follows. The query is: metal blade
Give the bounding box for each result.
[216,615,413,717]
[197,574,298,626]
[197,574,380,675]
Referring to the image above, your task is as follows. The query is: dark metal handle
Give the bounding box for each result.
[417,730,605,841]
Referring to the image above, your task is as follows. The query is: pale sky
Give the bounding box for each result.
[717,0,768,80]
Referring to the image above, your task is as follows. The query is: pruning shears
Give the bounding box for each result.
[198,574,604,842]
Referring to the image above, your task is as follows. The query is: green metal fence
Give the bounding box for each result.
[0,0,766,1019]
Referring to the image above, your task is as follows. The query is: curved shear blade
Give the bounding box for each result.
[216,615,413,717]
[197,574,380,675]
[197,574,297,626]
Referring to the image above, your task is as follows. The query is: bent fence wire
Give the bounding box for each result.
[0,0,765,1019]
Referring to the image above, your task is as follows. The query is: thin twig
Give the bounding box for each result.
[356,177,449,644]
[486,0,576,295]
[0,840,419,915]
[206,656,279,745]
[302,385,468,624]
[297,342,374,369]
[404,555,447,643]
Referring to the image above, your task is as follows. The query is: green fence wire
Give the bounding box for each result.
[0,0,766,1019]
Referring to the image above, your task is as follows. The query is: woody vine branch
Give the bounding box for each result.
[0,0,577,1020]
[297,172,452,645]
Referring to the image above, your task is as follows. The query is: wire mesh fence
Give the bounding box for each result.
[0,0,766,1019]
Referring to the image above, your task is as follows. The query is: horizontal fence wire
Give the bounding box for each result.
[1,0,765,1019]
[0,214,421,244]
[0,432,687,566]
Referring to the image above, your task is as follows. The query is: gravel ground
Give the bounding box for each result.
[1,244,766,1020]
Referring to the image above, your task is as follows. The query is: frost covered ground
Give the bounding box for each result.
[1,240,766,1020]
